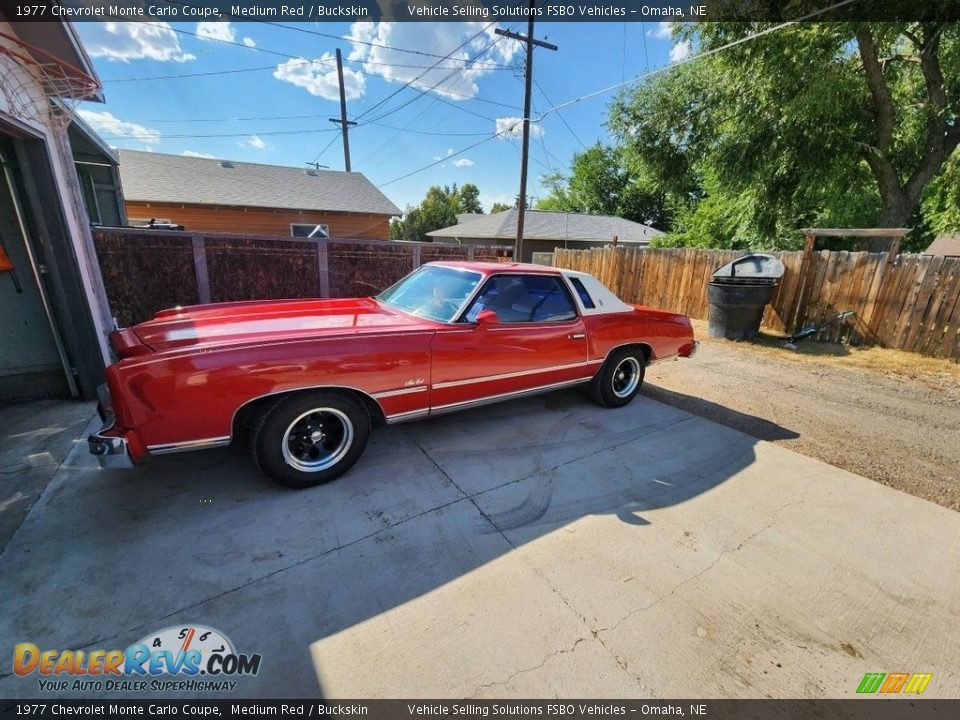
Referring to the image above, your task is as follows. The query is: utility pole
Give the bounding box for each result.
[328,48,357,171]
[496,1,557,262]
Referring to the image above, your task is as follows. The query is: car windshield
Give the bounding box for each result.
[376,265,482,323]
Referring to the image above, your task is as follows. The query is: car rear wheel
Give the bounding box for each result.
[250,391,370,489]
[589,348,646,408]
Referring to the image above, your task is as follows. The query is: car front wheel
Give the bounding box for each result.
[589,348,646,408]
[250,391,370,489]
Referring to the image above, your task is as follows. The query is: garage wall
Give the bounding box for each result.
[124,201,392,240]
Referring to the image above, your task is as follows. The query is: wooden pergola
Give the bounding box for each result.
[793,228,911,334]
[799,227,912,262]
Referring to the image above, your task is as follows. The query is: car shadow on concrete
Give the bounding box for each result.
[0,388,797,698]
[642,384,801,442]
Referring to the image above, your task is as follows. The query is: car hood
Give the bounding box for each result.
[131,297,436,352]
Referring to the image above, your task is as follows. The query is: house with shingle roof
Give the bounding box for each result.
[117,150,401,239]
[427,208,663,262]
[925,234,960,257]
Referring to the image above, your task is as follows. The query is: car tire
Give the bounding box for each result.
[250,391,371,489]
[589,347,646,408]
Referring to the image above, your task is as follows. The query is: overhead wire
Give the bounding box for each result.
[534,0,859,123]
[370,0,859,191]
[153,1,511,67]
[311,22,503,164]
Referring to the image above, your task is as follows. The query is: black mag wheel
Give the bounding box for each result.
[251,392,370,489]
[589,347,646,408]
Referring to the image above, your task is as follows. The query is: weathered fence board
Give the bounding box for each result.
[93,228,510,327]
[554,246,959,361]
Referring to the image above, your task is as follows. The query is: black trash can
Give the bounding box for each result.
[707,254,785,340]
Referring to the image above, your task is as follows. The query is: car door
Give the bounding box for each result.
[429,273,592,412]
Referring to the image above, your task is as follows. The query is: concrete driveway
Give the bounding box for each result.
[1,388,958,699]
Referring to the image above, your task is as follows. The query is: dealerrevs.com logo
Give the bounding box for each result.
[14,625,261,693]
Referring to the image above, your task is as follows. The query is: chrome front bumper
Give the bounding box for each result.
[87,430,134,468]
[88,383,135,468]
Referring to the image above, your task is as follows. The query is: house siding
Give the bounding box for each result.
[124,201,392,239]
[431,236,648,263]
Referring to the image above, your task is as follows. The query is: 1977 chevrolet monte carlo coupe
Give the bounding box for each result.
[89,262,698,488]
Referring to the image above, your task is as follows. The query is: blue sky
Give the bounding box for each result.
[75,20,682,211]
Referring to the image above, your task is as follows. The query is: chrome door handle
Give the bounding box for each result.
[569,333,585,340]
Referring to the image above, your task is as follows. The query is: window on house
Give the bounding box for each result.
[464,274,578,323]
[568,277,596,309]
[291,223,329,238]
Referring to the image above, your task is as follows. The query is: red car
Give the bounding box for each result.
[89,262,698,488]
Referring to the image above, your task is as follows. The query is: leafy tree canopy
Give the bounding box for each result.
[561,22,959,251]
[389,183,484,242]
[536,144,671,230]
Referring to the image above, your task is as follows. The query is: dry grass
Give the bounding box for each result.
[690,319,960,386]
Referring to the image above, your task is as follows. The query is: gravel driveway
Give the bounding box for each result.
[646,332,960,511]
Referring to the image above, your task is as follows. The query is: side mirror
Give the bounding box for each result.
[475,309,499,327]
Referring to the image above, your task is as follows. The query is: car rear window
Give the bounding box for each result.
[569,277,596,309]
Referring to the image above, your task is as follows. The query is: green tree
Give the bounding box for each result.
[536,144,670,230]
[489,201,512,214]
[389,183,486,242]
[458,183,483,214]
[608,22,960,249]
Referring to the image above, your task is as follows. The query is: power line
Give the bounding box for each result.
[102,56,514,84]
[310,22,502,164]
[641,21,650,71]
[534,79,586,150]
[153,1,511,67]
[364,121,492,137]
[360,27,513,135]
[353,22,500,124]
[98,127,339,140]
[379,133,501,187]
[535,0,860,123]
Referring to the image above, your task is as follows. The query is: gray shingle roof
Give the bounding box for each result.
[925,234,960,256]
[117,150,401,216]
[428,209,663,243]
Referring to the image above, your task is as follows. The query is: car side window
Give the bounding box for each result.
[568,277,596,309]
[464,274,578,323]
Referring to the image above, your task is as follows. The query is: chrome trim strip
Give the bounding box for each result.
[432,360,602,390]
[148,436,232,454]
[649,352,678,365]
[385,409,431,424]
[430,377,593,414]
[371,385,428,399]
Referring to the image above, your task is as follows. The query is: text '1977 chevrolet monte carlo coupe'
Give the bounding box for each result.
[89,262,698,488]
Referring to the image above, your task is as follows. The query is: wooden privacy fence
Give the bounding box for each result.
[94,227,509,327]
[553,246,960,361]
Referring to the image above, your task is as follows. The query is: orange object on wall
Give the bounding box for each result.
[0,244,13,272]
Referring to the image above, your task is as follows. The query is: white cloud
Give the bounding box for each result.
[244,135,267,150]
[77,109,161,143]
[82,22,195,63]
[495,116,543,140]
[670,40,692,63]
[273,54,365,100]
[183,150,216,158]
[651,22,674,39]
[454,158,474,167]
[345,22,520,101]
[196,21,236,43]
[242,37,257,48]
